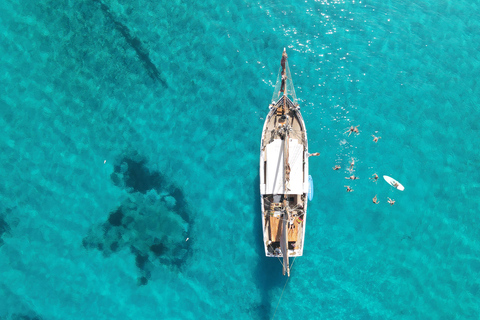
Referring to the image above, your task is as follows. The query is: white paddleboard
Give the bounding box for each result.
[383,175,404,191]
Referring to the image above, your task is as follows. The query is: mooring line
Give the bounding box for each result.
[271,274,290,320]
[271,256,298,320]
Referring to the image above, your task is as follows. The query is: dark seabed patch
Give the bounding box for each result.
[111,155,190,223]
[93,0,167,86]
[84,154,191,285]
[0,208,14,247]
[0,283,43,319]
[0,217,10,246]
[111,156,165,194]
[10,315,43,320]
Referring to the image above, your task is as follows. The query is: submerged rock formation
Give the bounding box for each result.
[0,208,14,247]
[83,154,191,285]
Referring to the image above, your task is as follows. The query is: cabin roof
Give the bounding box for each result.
[265,138,304,195]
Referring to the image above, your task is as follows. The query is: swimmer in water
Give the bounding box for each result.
[370,173,378,182]
[373,195,379,204]
[345,175,359,180]
[388,198,395,206]
[345,125,360,136]
[333,165,341,170]
[345,186,353,192]
[372,135,381,143]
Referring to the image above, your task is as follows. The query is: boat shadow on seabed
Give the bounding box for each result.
[251,175,289,320]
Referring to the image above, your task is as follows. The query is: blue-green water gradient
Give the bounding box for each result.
[0,0,479,319]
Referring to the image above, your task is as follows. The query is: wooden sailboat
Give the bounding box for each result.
[260,49,314,276]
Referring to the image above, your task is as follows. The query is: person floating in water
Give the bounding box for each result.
[349,158,355,171]
[372,135,381,143]
[370,173,378,182]
[345,175,359,180]
[345,186,353,192]
[308,152,320,157]
[388,197,395,205]
[345,125,360,136]
[333,165,341,170]
[373,195,379,204]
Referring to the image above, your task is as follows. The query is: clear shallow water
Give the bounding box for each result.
[0,0,479,319]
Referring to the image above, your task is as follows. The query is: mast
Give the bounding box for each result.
[280,49,288,97]
[281,136,291,277]
[281,208,290,276]
[280,48,291,277]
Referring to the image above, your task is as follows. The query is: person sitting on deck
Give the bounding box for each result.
[288,217,295,230]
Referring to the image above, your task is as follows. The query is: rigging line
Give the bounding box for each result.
[267,243,283,265]
[271,275,290,320]
[290,256,298,271]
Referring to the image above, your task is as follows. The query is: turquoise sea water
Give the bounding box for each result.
[1,0,480,319]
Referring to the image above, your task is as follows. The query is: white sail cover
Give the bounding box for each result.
[265,139,304,195]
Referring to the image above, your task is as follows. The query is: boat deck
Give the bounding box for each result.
[260,95,308,258]
[269,215,300,242]
[263,193,306,254]
[262,101,305,147]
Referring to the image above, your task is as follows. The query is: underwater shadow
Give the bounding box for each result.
[252,175,286,320]
[84,153,192,285]
[93,0,167,86]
